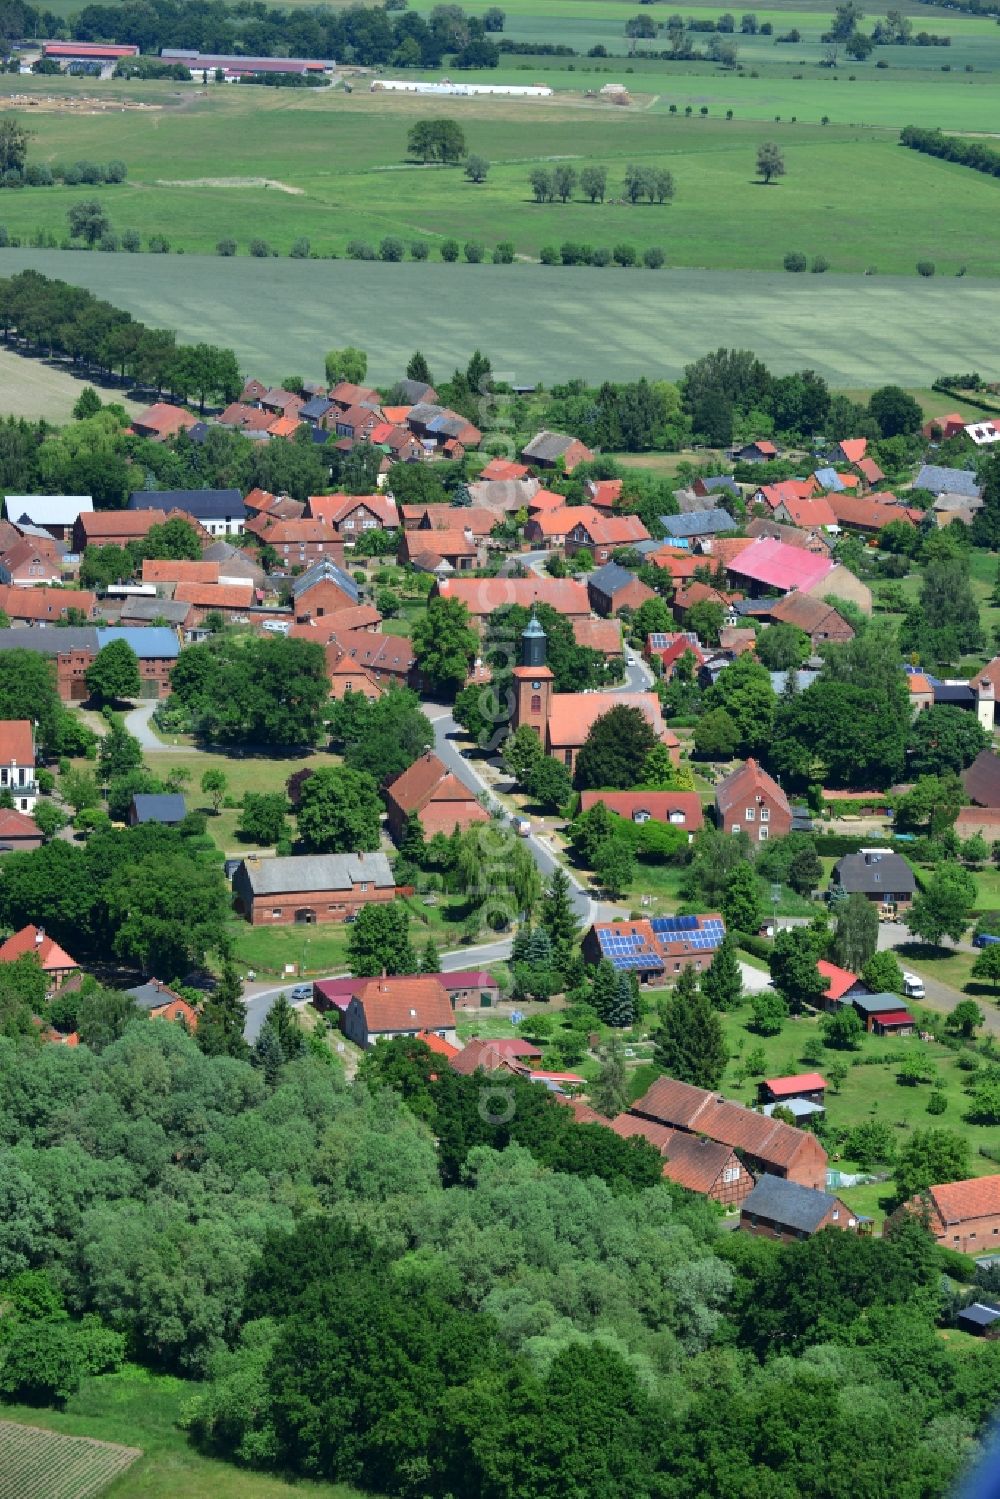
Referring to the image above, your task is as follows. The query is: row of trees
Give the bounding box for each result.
[0,269,242,411]
[900,123,1000,180]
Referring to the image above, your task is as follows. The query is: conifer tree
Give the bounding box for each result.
[591,1034,629,1118]
[196,961,247,1059]
[591,958,619,1023]
[701,934,743,1011]
[539,867,579,967]
[421,939,441,973]
[608,971,637,1028]
[653,966,728,1088]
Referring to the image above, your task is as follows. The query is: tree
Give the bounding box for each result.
[750,989,789,1036]
[894,1128,970,1204]
[197,961,248,1059]
[701,933,743,1010]
[410,590,479,695]
[788,843,822,897]
[85,639,141,705]
[502,724,545,787]
[893,774,964,836]
[860,950,904,995]
[686,599,725,647]
[594,836,635,897]
[868,385,922,438]
[755,623,809,671]
[464,153,489,183]
[769,928,827,1012]
[704,653,776,754]
[575,705,658,790]
[945,999,983,1038]
[653,966,728,1088]
[0,115,31,175]
[61,767,101,814]
[539,867,579,968]
[398,813,426,865]
[238,793,288,847]
[512,750,566,813]
[420,939,441,974]
[908,706,989,778]
[407,119,466,164]
[971,942,1000,993]
[830,892,878,973]
[68,199,110,246]
[553,163,577,202]
[580,165,607,202]
[200,769,227,813]
[347,902,417,977]
[826,1058,850,1093]
[296,768,382,854]
[324,347,368,386]
[693,707,740,760]
[97,716,143,782]
[905,862,976,948]
[0,1319,85,1405]
[821,1005,864,1050]
[335,689,434,788]
[406,351,432,384]
[590,1035,629,1117]
[756,142,786,183]
[529,167,554,202]
[721,862,764,934]
[73,386,102,420]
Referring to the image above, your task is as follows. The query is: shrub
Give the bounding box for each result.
[726,109,733,119]
[590,246,612,266]
[98,232,119,252]
[539,244,559,265]
[249,238,273,257]
[700,105,709,116]
[440,238,460,261]
[147,234,170,253]
[810,255,830,273]
[821,115,830,124]
[410,240,429,260]
[492,241,514,263]
[216,238,237,256]
[783,251,807,272]
[668,103,677,113]
[121,228,140,252]
[917,260,936,277]
[379,235,405,261]
[613,242,637,267]
[463,241,484,262]
[290,236,311,258]
[927,1090,948,1115]
[643,245,665,268]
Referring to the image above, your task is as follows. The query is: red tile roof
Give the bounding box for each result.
[838,438,867,464]
[856,458,884,485]
[143,560,220,585]
[827,493,916,531]
[572,617,622,654]
[764,1073,827,1097]
[715,758,791,820]
[546,691,667,750]
[726,538,834,593]
[131,402,198,439]
[385,751,487,820]
[435,577,590,618]
[306,493,398,528]
[0,585,96,621]
[0,924,77,972]
[174,582,254,610]
[449,1037,524,1076]
[579,790,703,830]
[416,1029,460,1058]
[0,719,33,763]
[78,510,162,541]
[779,494,837,529]
[527,488,566,513]
[756,479,818,510]
[0,807,39,840]
[356,975,454,1034]
[768,591,850,635]
[480,458,530,481]
[926,1174,1000,1226]
[817,959,859,1001]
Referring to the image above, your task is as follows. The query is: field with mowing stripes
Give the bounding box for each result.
[0,1420,140,1499]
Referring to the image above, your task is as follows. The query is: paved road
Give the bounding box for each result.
[124,700,200,753]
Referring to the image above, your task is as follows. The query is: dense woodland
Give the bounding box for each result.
[0,1022,998,1497]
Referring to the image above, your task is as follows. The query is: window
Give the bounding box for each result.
[271,908,281,919]
[745,807,755,820]
[760,806,770,822]
[848,1217,856,1227]
[832,1209,839,1221]
[530,694,541,713]
[360,882,369,892]
[759,827,768,841]
[723,1166,740,1183]
[731,824,740,834]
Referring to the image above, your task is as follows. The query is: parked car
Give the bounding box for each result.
[290,984,313,1002]
[973,933,1000,948]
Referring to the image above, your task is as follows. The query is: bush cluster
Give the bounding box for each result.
[901,124,1000,179]
[1,159,127,190]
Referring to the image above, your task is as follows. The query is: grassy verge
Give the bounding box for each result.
[0,1367,368,1499]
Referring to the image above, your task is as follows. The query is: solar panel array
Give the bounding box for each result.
[651,915,726,951]
[597,928,664,972]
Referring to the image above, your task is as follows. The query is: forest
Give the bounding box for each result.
[2,1023,1000,1498]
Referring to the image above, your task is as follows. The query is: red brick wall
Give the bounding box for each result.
[242,886,394,925]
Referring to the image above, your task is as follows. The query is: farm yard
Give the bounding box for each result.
[4,248,1000,387]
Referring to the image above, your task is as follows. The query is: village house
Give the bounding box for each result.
[579,790,704,840]
[433,576,591,628]
[745,516,834,555]
[661,509,738,547]
[765,591,855,649]
[832,849,916,911]
[0,582,96,625]
[128,793,187,827]
[759,1073,827,1108]
[523,504,588,550]
[248,516,344,568]
[326,655,382,701]
[0,924,79,990]
[173,582,255,625]
[306,493,399,537]
[849,992,915,1036]
[218,403,283,436]
[752,478,818,513]
[384,751,490,840]
[572,617,623,658]
[479,457,530,482]
[128,489,247,539]
[314,967,501,1020]
[715,759,792,843]
[232,851,395,925]
[0,538,65,594]
[609,1114,754,1205]
[732,439,778,463]
[565,513,650,567]
[405,403,482,452]
[914,465,982,503]
[327,629,414,690]
[343,975,458,1049]
[772,493,837,531]
[895,1173,1000,1254]
[586,562,656,617]
[125,978,199,1029]
[129,403,199,442]
[291,560,361,622]
[582,914,725,986]
[628,1074,828,1190]
[583,478,623,511]
[0,720,37,813]
[142,559,221,589]
[75,509,207,552]
[645,631,706,678]
[740,1176,858,1242]
[816,959,869,1014]
[4,496,93,544]
[521,430,593,473]
[830,436,868,467]
[399,528,479,571]
[0,804,41,851]
[826,493,922,535]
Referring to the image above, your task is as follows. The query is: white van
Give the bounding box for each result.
[902,972,925,1000]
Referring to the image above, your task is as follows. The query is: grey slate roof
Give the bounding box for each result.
[521,430,577,463]
[131,793,187,824]
[299,396,333,421]
[833,850,916,895]
[236,851,393,896]
[128,488,248,520]
[587,562,637,599]
[126,979,186,1011]
[660,508,737,540]
[290,558,360,603]
[120,597,193,626]
[0,627,98,654]
[914,465,981,499]
[395,378,435,404]
[813,467,844,492]
[850,992,911,1016]
[958,1303,1000,1329]
[741,1174,842,1233]
[699,476,741,497]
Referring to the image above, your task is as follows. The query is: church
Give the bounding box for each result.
[511,614,679,774]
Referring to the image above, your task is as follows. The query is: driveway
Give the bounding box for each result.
[124,700,199,753]
[877,919,1000,1036]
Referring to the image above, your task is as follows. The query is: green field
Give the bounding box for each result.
[1,1368,368,1499]
[4,247,1000,387]
[0,74,998,275]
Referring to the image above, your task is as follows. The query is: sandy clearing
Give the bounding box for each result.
[154,176,305,194]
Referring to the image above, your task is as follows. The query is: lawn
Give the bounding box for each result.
[0,1367,370,1499]
[0,344,141,423]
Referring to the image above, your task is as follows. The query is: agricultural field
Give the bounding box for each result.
[0,345,141,423]
[0,1419,140,1499]
[0,1370,369,1499]
[4,248,1000,387]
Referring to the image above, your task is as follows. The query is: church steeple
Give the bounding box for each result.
[521,611,547,669]
[512,609,554,741]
